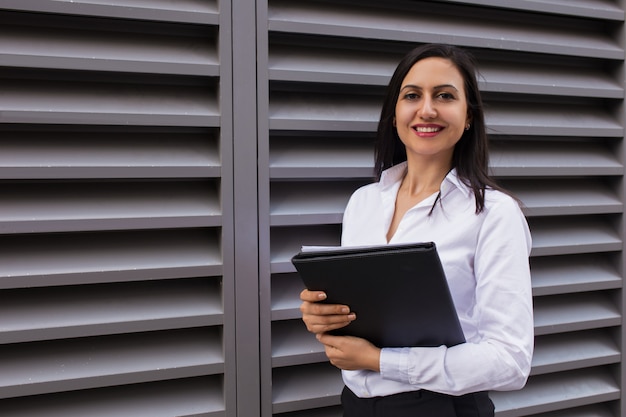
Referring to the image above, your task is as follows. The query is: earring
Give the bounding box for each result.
[465,123,470,130]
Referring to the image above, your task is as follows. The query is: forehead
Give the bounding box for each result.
[401,57,465,89]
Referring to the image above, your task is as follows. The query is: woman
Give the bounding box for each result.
[300,43,534,417]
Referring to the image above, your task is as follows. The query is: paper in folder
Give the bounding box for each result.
[291,242,465,348]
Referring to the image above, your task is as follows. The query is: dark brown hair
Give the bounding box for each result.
[374,43,505,213]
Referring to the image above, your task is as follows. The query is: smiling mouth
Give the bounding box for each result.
[413,126,442,133]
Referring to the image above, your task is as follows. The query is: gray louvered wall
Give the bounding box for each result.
[0,1,236,416]
[0,0,624,417]
[260,0,625,416]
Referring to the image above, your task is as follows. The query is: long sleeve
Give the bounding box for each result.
[378,197,533,395]
[339,166,534,398]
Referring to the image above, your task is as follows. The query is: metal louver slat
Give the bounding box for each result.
[490,368,620,416]
[438,0,624,20]
[0,0,220,24]
[0,280,223,343]
[531,254,621,296]
[271,273,304,320]
[1,80,219,126]
[0,22,218,76]
[270,42,624,98]
[490,140,622,177]
[529,216,621,256]
[0,377,225,417]
[269,134,374,179]
[0,230,222,289]
[509,179,622,216]
[0,128,220,179]
[272,363,343,413]
[533,292,620,335]
[0,328,223,398]
[269,91,623,136]
[532,330,620,375]
[0,181,221,233]
[270,181,365,226]
[268,0,622,58]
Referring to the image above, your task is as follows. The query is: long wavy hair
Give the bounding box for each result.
[374,43,506,214]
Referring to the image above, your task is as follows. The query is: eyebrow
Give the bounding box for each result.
[400,84,460,92]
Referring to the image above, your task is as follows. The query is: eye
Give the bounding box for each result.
[437,92,456,100]
[403,93,419,100]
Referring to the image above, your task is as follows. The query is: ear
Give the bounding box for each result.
[392,117,396,127]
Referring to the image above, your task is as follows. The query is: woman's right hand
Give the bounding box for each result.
[300,289,356,334]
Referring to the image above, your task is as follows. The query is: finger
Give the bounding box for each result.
[302,314,354,333]
[299,289,327,302]
[300,301,352,316]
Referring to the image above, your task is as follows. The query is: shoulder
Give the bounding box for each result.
[480,188,531,249]
[482,188,523,214]
[345,181,380,212]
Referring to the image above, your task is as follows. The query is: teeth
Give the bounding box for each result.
[415,126,440,132]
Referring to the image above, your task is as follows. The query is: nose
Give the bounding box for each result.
[418,96,437,119]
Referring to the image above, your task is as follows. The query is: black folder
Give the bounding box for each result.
[291,242,465,348]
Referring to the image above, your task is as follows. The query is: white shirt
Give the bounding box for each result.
[340,162,533,397]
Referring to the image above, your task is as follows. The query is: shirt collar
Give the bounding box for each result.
[379,162,472,199]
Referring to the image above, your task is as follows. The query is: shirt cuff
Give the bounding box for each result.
[379,347,412,384]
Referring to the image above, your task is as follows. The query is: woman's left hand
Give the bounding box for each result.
[316,333,381,372]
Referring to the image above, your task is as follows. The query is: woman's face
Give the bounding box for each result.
[394,57,470,164]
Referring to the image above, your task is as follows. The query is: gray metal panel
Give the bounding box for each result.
[261,0,625,416]
[0,1,234,415]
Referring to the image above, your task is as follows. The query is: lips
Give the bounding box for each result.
[413,124,443,134]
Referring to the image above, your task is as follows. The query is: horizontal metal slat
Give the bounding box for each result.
[0,229,222,289]
[268,0,623,59]
[480,61,623,99]
[1,24,219,76]
[490,140,622,177]
[0,0,220,25]
[270,225,341,274]
[0,80,219,127]
[0,279,223,343]
[270,44,623,99]
[509,179,622,217]
[269,92,623,136]
[272,362,342,413]
[0,129,220,179]
[270,135,375,179]
[531,330,620,375]
[0,328,223,399]
[270,181,365,226]
[485,102,623,137]
[525,403,614,417]
[269,91,380,132]
[0,376,225,417]
[533,292,620,335]
[272,319,325,367]
[439,0,624,20]
[0,181,221,234]
[272,273,304,321]
[530,254,621,296]
[491,367,620,416]
[529,216,621,256]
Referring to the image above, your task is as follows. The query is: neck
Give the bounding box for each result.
[401,159,452,197]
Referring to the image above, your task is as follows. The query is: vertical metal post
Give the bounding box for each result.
[232,0,261,415]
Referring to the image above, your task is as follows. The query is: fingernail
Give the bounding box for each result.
[318,293,327,300]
